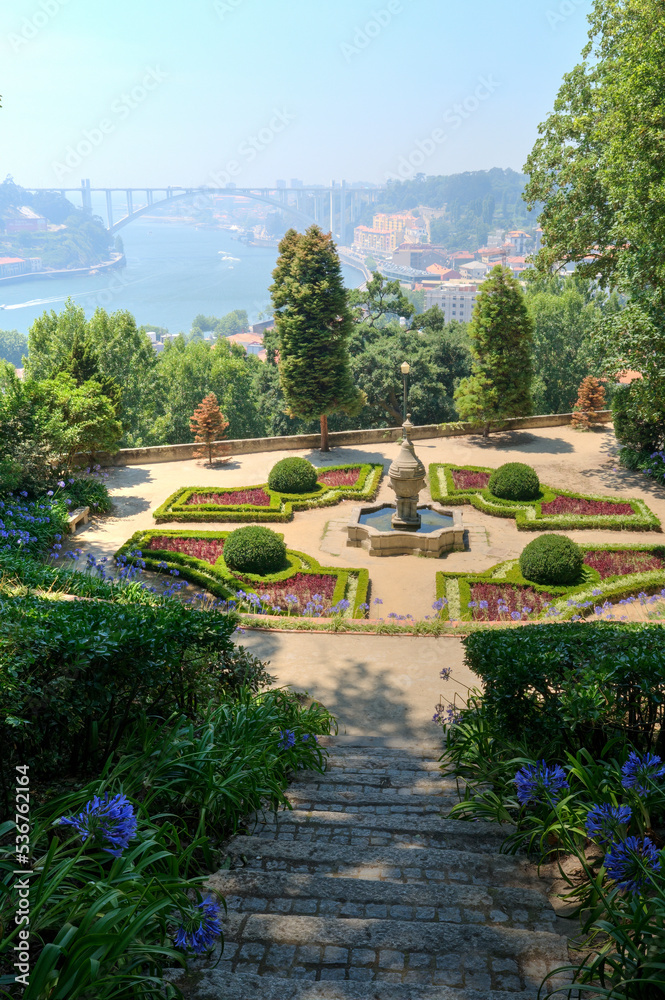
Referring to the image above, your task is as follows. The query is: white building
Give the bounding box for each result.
[459,260,491,281]
[424,283,480,323]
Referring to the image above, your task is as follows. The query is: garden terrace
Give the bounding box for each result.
[153,463,383,523]
[430,463,660,531]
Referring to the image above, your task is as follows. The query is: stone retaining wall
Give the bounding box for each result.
[89,411,613,467]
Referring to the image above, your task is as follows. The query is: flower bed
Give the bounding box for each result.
[186,488,272,507]
[437,543,665,622]
[153,463,383,523]
[430,463,660,531]
[116,529,369,618]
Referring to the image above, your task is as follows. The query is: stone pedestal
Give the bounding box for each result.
[388,415,426,531]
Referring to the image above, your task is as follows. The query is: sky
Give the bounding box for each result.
[0,0,592,190]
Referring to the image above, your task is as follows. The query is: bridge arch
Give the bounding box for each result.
[109,188,317,234]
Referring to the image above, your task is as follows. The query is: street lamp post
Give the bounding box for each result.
[400,361,410,422]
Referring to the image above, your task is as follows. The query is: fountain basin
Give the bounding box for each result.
[347,502,465,557]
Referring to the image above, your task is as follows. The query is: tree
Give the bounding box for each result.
[34,372,123,467]
[0,329,27,368]
[189,392,229,465]
[270,225,364,451]
[571,375,606,430]
[454,265,534,436]
[348,272,415,328]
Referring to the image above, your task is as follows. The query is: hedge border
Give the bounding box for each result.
[435,542,665,621]
[429,463,661,531]
[116,528,369,618]
[152,463,384,523]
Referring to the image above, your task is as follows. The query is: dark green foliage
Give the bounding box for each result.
[613,382,665,455]
[463,622,665,756]
[267,456,318,494]
[0,328,27,367]
[488,462,540,500]
[0,595,239,789]
[60,475,113,514]
[223,525,287,576]
[519,534,583,585]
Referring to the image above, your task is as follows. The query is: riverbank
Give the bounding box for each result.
[0,252,125,288]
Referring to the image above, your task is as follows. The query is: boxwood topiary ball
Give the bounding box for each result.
[519,534,583,586]
[268,457,319,494]
[488,462,540,501]
[223,525,287,576]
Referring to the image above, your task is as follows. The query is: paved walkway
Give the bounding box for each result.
[170,735,572,998]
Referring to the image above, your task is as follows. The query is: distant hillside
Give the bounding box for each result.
[361,168,540,252]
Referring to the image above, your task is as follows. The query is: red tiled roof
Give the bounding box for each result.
[0,256,25,265]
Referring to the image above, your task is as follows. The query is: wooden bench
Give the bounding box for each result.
[67,506,90,533]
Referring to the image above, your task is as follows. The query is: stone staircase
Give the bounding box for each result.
[171,736,572,999]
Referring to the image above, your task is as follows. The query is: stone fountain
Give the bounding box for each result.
[346,415,464,557]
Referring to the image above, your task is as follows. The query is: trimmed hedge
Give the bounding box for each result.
[463,622,665,755]
[268,457,318,494]
[224,526,287,575]
[115,529,369,618]
[488,462,540,501]
[519,534,583,585]
[430,462,661,531]
[152,463,383,523]
[436,542,665,622]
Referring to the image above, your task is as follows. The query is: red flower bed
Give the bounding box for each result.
[249,572,339,613]
[583,549,665,579]
[451,469,491,490]
[317,467,361,488]
[540,495,634,517]
[469,582,554,621]
[148,535,224,565]
[186,488,272,507]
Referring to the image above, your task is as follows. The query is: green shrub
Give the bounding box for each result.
[488,461,540,500]
[519,533,583,585]
[268,456,318,494]
[463,622,665,756]
[61,475,113,514]
[223,525,287,575]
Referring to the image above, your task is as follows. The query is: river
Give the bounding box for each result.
[0,219,364,335]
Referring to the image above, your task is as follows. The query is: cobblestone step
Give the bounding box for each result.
[207,870,558,933]
[250,809,508,852]
[286,786,460,814]
[322,753,445,773]
[226,837,539,889]
[214,911,570,990]
[293,768,458,794]
[167,966,541,999]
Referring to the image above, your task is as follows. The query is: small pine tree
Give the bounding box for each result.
[454,265,534,436]
[571,375,606,430]
[189,392,229,465]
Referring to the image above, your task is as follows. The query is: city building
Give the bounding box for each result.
[448,250,475,268]
[504,230,531,255]
[391,244,447,269]
[372,212,419,234]
[425,264,462,281]
[459,260,491,280]
[424,283,480,322]
[476,246,507,264]
[353,225,401,253]
[225,332,264,356]
[505,256,529,278]
[249,318,275,335]
[0,256,29,277]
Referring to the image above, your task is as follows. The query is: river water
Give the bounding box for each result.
[0,219,364,335]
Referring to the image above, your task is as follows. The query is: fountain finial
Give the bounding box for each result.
[388,417,426,529]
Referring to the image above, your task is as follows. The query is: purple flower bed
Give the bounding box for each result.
[252,572,338,612]
[583,549,665,579]
[186,488,272,507]
[317,467,361,488]
[541,495,634,517]
[451,468,491,490]
[148,535,225,565]
[469,581,554,620]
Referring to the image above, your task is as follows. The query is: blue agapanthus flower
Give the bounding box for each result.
[621,751,665,795]
[585,803,632,844]
[605,836,660,894]
[278,729,296,750]
[174,895,223,954]
[302,733,318,743]
[514,761,569,808]
[59,792,137,857]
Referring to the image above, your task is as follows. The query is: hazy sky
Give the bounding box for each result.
[1,0,591,189]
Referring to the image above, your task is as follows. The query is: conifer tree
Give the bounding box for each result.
[270,225,365,451]
[454,265,534,436]
[189,392,229,465]
[571,375,606,430]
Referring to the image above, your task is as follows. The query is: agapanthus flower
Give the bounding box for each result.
[605,836,661,894]
[279,729,296,750]
[585,803,632,844]
[621,751,665,795]
[59,792,137,857]
[302,734,318,743]
[440,667,452,681]
[174,895,223,955]
[57,480,65,488]
[514,761,569,808]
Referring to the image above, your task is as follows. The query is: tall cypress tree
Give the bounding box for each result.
[454,265,533,436]
[270,225,364,451]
